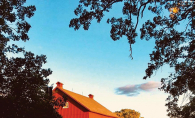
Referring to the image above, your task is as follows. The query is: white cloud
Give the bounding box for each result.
[115,81,161,96]
[140,81,161,91]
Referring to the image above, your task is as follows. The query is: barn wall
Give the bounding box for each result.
[53,89,89,118]
[89,112,116,118]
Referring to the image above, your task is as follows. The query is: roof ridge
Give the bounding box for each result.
[61,88,90,99]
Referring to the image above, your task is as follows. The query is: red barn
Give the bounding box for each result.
[53,82,118,118]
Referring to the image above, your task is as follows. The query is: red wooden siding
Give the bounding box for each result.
[54,90,89,118]
[89,112,116,118]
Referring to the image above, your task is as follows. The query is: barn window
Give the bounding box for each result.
[63,102,69,108]
[55,89,59,93]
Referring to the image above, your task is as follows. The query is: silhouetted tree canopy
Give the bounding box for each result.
[114,109,142,118]
[70,0,195,117]
[0,0,62,117]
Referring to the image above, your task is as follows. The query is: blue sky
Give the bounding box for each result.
[10,0,180,117]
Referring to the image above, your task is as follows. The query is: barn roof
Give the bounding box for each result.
[53,82,118,118]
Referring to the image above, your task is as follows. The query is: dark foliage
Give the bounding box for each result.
[0,0,62,117]
[70,0,195,117]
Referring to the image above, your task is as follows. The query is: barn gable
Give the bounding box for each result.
[53,82,118,118]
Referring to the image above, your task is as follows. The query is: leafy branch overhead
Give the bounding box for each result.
[70,0,195,117]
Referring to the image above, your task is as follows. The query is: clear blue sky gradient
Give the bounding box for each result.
[10,0,181,117]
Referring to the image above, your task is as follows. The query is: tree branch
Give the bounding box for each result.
[135,0,151,31]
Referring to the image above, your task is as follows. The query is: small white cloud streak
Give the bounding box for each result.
[115,81,161,96]
[140,81,161,91]
[116,85,140,96]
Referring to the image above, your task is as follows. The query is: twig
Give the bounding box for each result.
[129,44,133,60]
[183,20,191,33]
[135,0,151,31]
